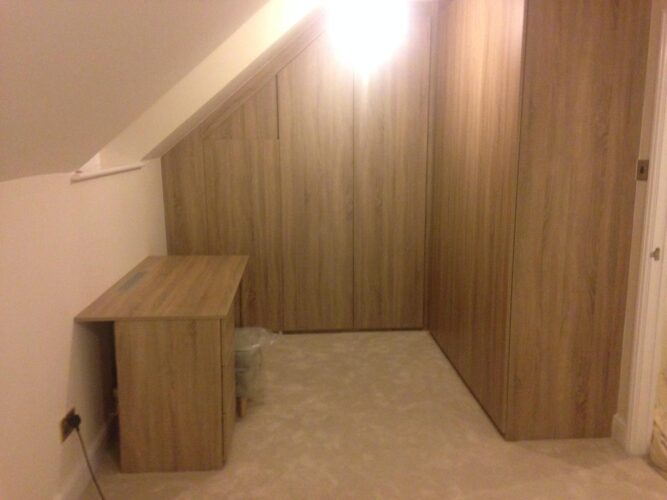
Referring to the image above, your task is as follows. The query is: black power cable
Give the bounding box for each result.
[66,413,107,500]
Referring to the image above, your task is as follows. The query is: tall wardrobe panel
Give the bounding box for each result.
[162,131,209,255]
[428,0,525,430]
[278,36,355,331]
[353,13,431,330]
[507,0,651,439]
[203,79,283,331]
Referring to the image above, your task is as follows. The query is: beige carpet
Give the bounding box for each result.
[83,331,667,499]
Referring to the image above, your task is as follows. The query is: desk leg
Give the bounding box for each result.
[115,319,223,472]
[221,313,236,461]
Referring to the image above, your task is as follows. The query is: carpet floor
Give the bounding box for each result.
[83,331,667,499]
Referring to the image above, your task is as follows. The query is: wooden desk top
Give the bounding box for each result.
[76,255,247,321]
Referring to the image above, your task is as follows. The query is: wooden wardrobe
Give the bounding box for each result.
[428,0,651,439]
[162,5,433,333]
[162,0,650,440]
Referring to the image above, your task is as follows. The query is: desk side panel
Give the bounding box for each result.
[115,319,223,472]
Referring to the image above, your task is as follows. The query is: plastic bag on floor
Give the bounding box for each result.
[235,327,280,403]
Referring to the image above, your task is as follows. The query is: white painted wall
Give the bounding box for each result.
[0,161,166,499]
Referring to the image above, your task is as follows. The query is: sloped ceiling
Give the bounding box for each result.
[0,0,268,182]
[99,0,321,167]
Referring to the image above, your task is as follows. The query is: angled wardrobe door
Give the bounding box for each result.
[203,80,284,331]
[354,11,432,330]
[278,35,355,331]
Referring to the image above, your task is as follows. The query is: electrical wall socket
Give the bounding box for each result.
[60,408,76,442]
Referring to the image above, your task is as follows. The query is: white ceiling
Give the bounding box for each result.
[0,0,268,181]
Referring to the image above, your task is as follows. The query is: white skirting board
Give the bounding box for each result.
[53,419,110,500]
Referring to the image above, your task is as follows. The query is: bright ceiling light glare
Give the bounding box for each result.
[326,0,409,76]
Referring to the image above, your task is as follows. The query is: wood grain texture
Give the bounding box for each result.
[115,319,223,472]
[354,13,431,329]
[161,7,434,332]
[221,309,236,367]
[222,358,236,460]
[507,0,651,439]
[162,130,209,254]
[427,0,525,431]
[221,313,236,460]
[278,35,354,331]
[422,1,441,325]
[76,256,247,321]
[161,11,324,258]
[204,80,284,331]
[233,283,242,325]
[205,79,278,140]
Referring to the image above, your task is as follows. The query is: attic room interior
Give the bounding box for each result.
[5,0,667,498]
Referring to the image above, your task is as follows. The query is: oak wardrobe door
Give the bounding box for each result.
[203,80,284,331]
[427,0,525,430]
[278,35,354,331]
[353,13,431,330]
[507,0,651,439]
[162,130,209,255]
